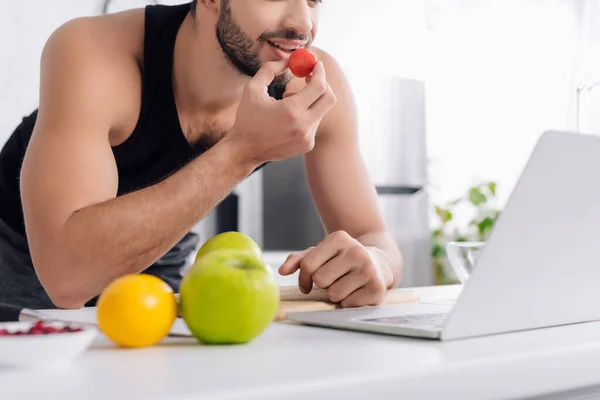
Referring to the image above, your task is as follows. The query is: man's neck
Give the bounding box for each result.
[172,14,248,115]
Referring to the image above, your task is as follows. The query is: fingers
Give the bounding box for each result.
[308,81,337,120]
[278,253,301,276]
[284,61,327,109]
[311,251,354,289]
[326,270,366,304]
[309,236,389,307]
[340,285,386,308]
[297,231,356,294]
[302,232,347,270]
[310,246,383,305]
[278,247,314,276]
[298,265,317,294]
[280,61,337,122]
[339,261,388,308]
[250,60,289,91]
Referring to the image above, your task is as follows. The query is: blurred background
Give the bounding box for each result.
[2,0,600,287]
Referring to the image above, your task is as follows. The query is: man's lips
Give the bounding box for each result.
[266,39,307,53]
[267,42,294,60]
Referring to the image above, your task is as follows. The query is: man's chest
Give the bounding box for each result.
[181,120,231,153]
[175,99,239,152]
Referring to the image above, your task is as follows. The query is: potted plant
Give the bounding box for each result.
[431,181,501,285]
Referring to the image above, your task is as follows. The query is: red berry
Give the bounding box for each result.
[28,327,44,334]
[288,48,317,78]
[0,322,85,336]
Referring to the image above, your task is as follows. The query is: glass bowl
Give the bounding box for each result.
[445,241,485,283]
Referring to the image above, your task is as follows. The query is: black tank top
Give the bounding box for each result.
[0,3,237,300]
[0,3,205,237]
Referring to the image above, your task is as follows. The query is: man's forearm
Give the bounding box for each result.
[356,231,404,288]
[48,139,258,307]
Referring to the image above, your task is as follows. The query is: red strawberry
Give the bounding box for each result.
[289,48,317,78]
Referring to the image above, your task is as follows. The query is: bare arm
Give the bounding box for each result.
[303,53,403,288]
[279,51,403,307]
[20,20,259,308]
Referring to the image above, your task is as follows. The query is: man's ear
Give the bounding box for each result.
[198,0,220,13]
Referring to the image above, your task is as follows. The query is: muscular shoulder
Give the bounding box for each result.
[285,47,358,144]
[39,10,145,139]
[52,10,144,56]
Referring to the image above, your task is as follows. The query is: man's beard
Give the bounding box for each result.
[215,0,312,99]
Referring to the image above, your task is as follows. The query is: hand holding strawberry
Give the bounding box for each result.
[227,58,337,165]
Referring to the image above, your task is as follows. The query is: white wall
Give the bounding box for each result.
[425,1,583,211]
[0,1,190,144]
[314,0,429,186]
[0,1,99,142]
[317,0,588,215]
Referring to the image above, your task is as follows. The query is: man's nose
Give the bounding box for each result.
[282,0,313,37]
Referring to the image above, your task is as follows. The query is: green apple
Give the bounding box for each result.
[195,232,263,263]
[180,249,279,344]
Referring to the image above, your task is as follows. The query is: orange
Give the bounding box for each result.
[97,274,177,348]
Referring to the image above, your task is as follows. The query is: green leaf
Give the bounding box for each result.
[432,229,443,238]
[488,182,497,195]
[477,216,495,234]
[435,207,453,223]
[469,187,487,206]
[432,243,446,257]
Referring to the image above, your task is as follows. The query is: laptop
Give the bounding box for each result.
[287,130,600,341]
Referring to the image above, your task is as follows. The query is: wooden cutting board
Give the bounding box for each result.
[275,286,420,321]
[175,286,420,322]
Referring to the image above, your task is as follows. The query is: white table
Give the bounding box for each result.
[3,285,600,400]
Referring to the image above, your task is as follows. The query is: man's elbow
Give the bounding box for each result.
[50,294,87,310]
[34,258,90,309]
[44,282,89,309]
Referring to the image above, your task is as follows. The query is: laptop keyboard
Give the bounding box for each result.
[363,313,449,331]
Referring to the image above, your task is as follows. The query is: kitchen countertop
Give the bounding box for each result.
[3,285,600,400]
